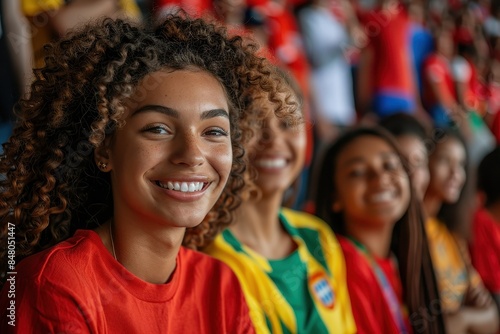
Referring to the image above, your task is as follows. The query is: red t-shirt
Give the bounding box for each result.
[359,3,415,96]
[339,236,411,334]
[470,207,500,294]
[0,230,255,333]
[422,54,457,108]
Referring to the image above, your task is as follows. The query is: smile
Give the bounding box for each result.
[155,181,207,193]
[255,158,287,168]
[368,191,396,203]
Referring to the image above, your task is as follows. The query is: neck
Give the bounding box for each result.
[346,220,394,258]
[486,201,500,223]
[423,193,442,219]
[229,192,295,259]
[97,218,184,285]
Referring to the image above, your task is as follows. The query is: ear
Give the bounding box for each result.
[94,139,112,172]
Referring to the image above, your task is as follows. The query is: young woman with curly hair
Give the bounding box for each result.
[0,14,298,333]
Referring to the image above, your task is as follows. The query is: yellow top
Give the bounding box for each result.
[426,217,483,313]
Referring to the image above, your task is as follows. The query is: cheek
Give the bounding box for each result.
[209,143,233,181]
[294,131,307,162]
[428,163,446,186]
[413,167,430,192]
[400,176,412,206]
[336,180,363,207]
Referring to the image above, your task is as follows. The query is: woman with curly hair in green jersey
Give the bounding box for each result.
[0,14,300,333]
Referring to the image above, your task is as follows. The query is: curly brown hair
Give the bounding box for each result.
[0,14,298,282]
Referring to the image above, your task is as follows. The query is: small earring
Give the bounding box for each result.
[97,161,108,170]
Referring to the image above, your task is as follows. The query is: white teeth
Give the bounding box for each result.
[370,192,394,203]
[157,181,204,192]
[255,158,287,168]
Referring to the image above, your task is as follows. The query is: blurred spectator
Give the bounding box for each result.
[484,0,500,37]
[423,128,499,333]
[409,2,434,101]
[422,25,462,127]
[379,112,430,200]
[297,0,358,144]
[487,57,500,143]
[470,146,500,313]
[22,0,141,68]
[356,0,421,120]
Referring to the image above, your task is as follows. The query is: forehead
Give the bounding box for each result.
[433,136,466,157]
[338,135,397,163]
[127,68,228,109]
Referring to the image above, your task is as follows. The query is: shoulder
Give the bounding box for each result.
[15,230,103,285]
[425,217,449,238]
[179,246,239,282]
[473,208,498,231]
[281,208,332,232]
[337,237,374,281]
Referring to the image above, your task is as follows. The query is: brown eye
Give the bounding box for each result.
[142,125,169,135]
[348,169,365,178]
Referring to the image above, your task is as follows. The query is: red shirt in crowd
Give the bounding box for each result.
[338,236,412,334]
[422,54,457,109]
[469,207,500,294]
[359,2,416,99]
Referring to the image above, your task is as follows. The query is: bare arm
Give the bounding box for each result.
[50,0,120,37]
[448,285,500,334]
[2,1,33,97]
[462,303,499,334]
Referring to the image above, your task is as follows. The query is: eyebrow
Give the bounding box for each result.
[131,105,229,119]
[341,152,399,167]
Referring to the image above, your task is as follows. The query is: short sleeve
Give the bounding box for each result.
[0,275,91,334]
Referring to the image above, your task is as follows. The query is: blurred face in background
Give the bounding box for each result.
[246,90,306,198]
[333,135,411,229]
[426,137,466,204]
[397,135,429,201]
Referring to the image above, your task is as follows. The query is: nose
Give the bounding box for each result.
[170,131,205,167]
[258,121,278,147]
[369,169,392,187]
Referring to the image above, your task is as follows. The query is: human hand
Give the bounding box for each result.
[444,311,468,334]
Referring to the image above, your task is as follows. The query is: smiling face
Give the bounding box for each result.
[333,135,411,229]
[397,135,429,201]
[247,91,306,198]
[96,69,232,229]
[426,137,466,204]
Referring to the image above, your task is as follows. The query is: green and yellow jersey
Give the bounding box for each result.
[204,208,356,334]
